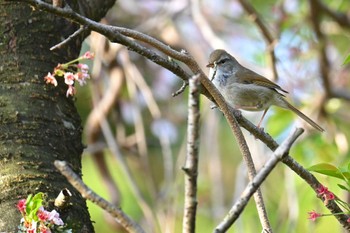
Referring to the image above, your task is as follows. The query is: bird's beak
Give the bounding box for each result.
[206,62,214,68]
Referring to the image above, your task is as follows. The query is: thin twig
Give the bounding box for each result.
[121,50,157,196]
[237,0,278,80]
[182,74,201,233]
[50,26,87,50]
[86,65,124,206]
[309,0,331,98]
[120,50,162,119]
[172,81,188,97]
[214,128,304,232]
[309,0,350,101]
[100,117,161,233]
[190,0,228,49]
[313,0,350,29]
[54,160,145,233]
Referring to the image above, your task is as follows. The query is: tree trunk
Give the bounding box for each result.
[0,1,114,232]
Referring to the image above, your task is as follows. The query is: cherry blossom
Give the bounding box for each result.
[308,210,322,221]
[64,72,75,86]
[17,199,26,213]
[66,85,76,97]
[82,51,95,59]
[44,73,58,86]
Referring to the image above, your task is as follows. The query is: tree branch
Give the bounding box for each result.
[182,74,201,233]
[54,160,145,233]
[214,128,304,232]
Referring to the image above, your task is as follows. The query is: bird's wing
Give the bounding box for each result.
[236,67,288,94]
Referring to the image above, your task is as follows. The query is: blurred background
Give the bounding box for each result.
[75,0,350,232]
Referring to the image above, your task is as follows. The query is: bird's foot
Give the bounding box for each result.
[210,104,218,109]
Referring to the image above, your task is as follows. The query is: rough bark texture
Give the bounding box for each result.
[0,0,115,232]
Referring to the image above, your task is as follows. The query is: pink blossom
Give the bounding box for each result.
[82,51,94,60]
[308,210,322,221]
[347,217,350,223]
[44,72,58,86]
[48,210,64,226]
[64,72,75,86]
[74,72,89,86]
[77,63,89,73]
[17,199,26,213]
[317,185,335,204]
[37,207,50,221]
[325,192,335,201]
[317,185,329,196]
[66,85,76,97]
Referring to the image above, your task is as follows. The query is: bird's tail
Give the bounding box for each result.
[283,100,324,132]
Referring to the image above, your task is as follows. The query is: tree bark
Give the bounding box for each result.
[0,1,114,232]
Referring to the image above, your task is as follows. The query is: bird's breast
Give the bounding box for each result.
[216,81,277,111]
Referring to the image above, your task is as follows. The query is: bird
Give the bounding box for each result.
[206,49,324,132]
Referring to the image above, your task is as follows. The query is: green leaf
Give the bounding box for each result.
[25,192,44,222]
[308,163,344,179]
[25,194,33,216]
[337,183,350,192]
[343,54,350,65]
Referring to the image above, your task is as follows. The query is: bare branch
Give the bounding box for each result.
[214,128,304,232]
[54,160,145,233]
[182,74,201,233]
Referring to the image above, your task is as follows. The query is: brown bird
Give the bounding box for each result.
[207,49,324,132]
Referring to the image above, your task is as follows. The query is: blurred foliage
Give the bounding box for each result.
[74,0,350,232]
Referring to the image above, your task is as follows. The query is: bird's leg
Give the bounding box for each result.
[257,108,269,129]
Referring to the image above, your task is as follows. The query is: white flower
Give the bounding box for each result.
[64,72,75,86]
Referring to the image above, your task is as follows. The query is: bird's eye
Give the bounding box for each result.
[217,58,228,65]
